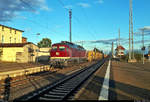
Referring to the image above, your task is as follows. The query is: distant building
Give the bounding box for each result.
[0,42,39,63]
[115,45,125,57]
[22,37,27,43]
[0,24,24,43]
[38,47,51,62]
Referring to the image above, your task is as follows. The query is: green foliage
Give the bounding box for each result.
[121,51,142,62]
[93,48,102,53]
[121,53,128,61]
[37,38,52,48]
[134,51,142,61]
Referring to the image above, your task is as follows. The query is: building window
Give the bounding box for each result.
[10,29,12,33]
[18,36,20,43]
[2,26,4,31]
[10,37,11,43]
[2,35,4,43]
[14,38,16,43]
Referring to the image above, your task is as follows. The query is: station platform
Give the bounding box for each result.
[0,62,50,80]
[0,62,44,72]
[74,59,150,100]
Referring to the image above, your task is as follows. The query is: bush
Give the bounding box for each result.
[121,51,142,62]
[134,52,142,61]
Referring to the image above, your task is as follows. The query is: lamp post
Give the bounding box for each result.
[148,45,150,61]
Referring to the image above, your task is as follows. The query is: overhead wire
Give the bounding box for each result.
[57,0,89,43]
[19,0,59,35]
[80,7,98,40]
[57,0,101,50]
[79,7,102,50]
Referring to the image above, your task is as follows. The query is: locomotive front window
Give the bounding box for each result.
[59,46,65,51]
[52,46,57,51]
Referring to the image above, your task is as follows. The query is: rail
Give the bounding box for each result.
[0,65,54,101]
[14,57,109,101]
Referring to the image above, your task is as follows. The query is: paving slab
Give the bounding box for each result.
[74,60,150,101]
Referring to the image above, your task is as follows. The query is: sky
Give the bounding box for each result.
[0,0,150,53]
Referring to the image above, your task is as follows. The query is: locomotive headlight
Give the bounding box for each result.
[56,52,59,55]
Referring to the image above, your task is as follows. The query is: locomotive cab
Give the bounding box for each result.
[50,45,70,67]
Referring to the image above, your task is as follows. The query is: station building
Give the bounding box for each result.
[0,42,39,63]
[22,37,27,43]
[115,45,125,57]
[0,24,24,44]
[0,24,39,63]
[38,47,51,62]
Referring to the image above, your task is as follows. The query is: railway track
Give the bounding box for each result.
[14,58,108,101]
[0,61,97,101]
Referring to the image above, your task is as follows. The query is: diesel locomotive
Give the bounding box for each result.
[50,41,87,67]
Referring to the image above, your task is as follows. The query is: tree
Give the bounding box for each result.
[37,38,52,48]
[93,48,101,53]
[121,51,142,62]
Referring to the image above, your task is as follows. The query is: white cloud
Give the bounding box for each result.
[95,0,104,4]
[24,27,32,32]
[55,25,62,29]
[77,3,91,8]
[41,6,52,11]
[139,26,150,30]
[64,5,73,9]
[144,26,150,30]
[0,0,51,22]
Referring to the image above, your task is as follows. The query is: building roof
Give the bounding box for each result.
[0,24,24,32]
[22,37,27,39]
[115,45,125,50]
[0,42,37,47]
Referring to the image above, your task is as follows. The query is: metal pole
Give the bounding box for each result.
[129,0,131,60]
[37,33,40,63]
[69,9,72,43]
[148,45,150,61]
[142,30,144,64]
[131,0,134,59]
[119,28,120,46]
[119,28,121,58]
[112,42,114,58]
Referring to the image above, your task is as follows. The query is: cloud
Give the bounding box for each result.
[139,26,150,31]
[95,0,104,4]
[24,27,32,32]
[55,25,62,29]
[91,38,119,45]
[77,3,91,8]
[64,5,73,9]
[75,38,127,45]
[134,40,150,44]
[134,32,150,36]
[0,0,51,22]
[40,6,52,11]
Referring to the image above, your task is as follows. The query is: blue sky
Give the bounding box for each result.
[0,0,150,52]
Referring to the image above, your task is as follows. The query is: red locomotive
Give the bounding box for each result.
[50,41,87,67]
